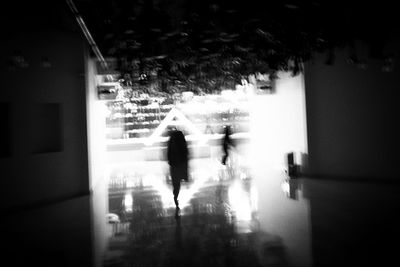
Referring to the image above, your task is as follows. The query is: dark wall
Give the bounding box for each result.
[0,2,93,266]
[0,29,89,211]
[304,42,400,180]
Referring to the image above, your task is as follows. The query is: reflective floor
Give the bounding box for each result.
[99,140,400,267]
[105,171,284,267]
[101,142,312,267]
[3,147,400,267]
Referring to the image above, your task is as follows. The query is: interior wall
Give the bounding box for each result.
[0,3,94,265]
[304,42,400,180]
[0,30,90,211]
[86,57,109,267]
[250,72,311,267]
[250,71,308,169]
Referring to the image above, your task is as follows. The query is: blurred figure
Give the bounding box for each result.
[167,129,189,213]
[205,116,214,134]
[221,125,234,165]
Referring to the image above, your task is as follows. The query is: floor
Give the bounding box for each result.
[3,144,400,267]
[100,141,400,267]
[105,174,285,267]
[101,142,312,267]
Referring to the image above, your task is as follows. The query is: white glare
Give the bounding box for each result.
[228,179,252,222]
[123,193,133,212]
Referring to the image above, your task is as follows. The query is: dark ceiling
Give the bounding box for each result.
[5,1,399,94]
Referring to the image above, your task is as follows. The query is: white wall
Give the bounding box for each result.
[249,71,308,168]
[249,72,312,267]
[85,57,109,267]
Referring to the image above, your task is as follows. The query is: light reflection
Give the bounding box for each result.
[228,178,252,222]
[137,169,212,211]
[250,183,258,212]
[178,169,210,209]
[280,178,300,200]
[123,192,133,212]
[142,173,174,208]
[281,179,290,196]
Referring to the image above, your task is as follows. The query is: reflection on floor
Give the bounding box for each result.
[103,160,288,267]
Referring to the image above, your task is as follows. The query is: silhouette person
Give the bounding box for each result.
[221,125,234,165]
[167,129,189,213]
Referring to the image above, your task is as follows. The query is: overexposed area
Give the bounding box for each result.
[86,64,311,266]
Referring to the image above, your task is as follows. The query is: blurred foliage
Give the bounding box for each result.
[75,0,398,93]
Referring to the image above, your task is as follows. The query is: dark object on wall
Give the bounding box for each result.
[288,179,299,200]
[286,152,299,178]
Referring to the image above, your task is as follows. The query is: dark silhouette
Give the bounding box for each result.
[175,214,182,246]
[167,129,189,213]
[221,125,234,165]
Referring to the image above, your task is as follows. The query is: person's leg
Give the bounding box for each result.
[222,145,229,165]
[173,188,179,207]
[222,154,227,165]
[172,177,181,208]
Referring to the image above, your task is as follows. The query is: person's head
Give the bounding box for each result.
[169,130,187,156]
[170,129,185,142]
[224,125,231,135]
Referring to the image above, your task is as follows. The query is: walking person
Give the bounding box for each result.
[221,125,234,165]
[167,129,189,215]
